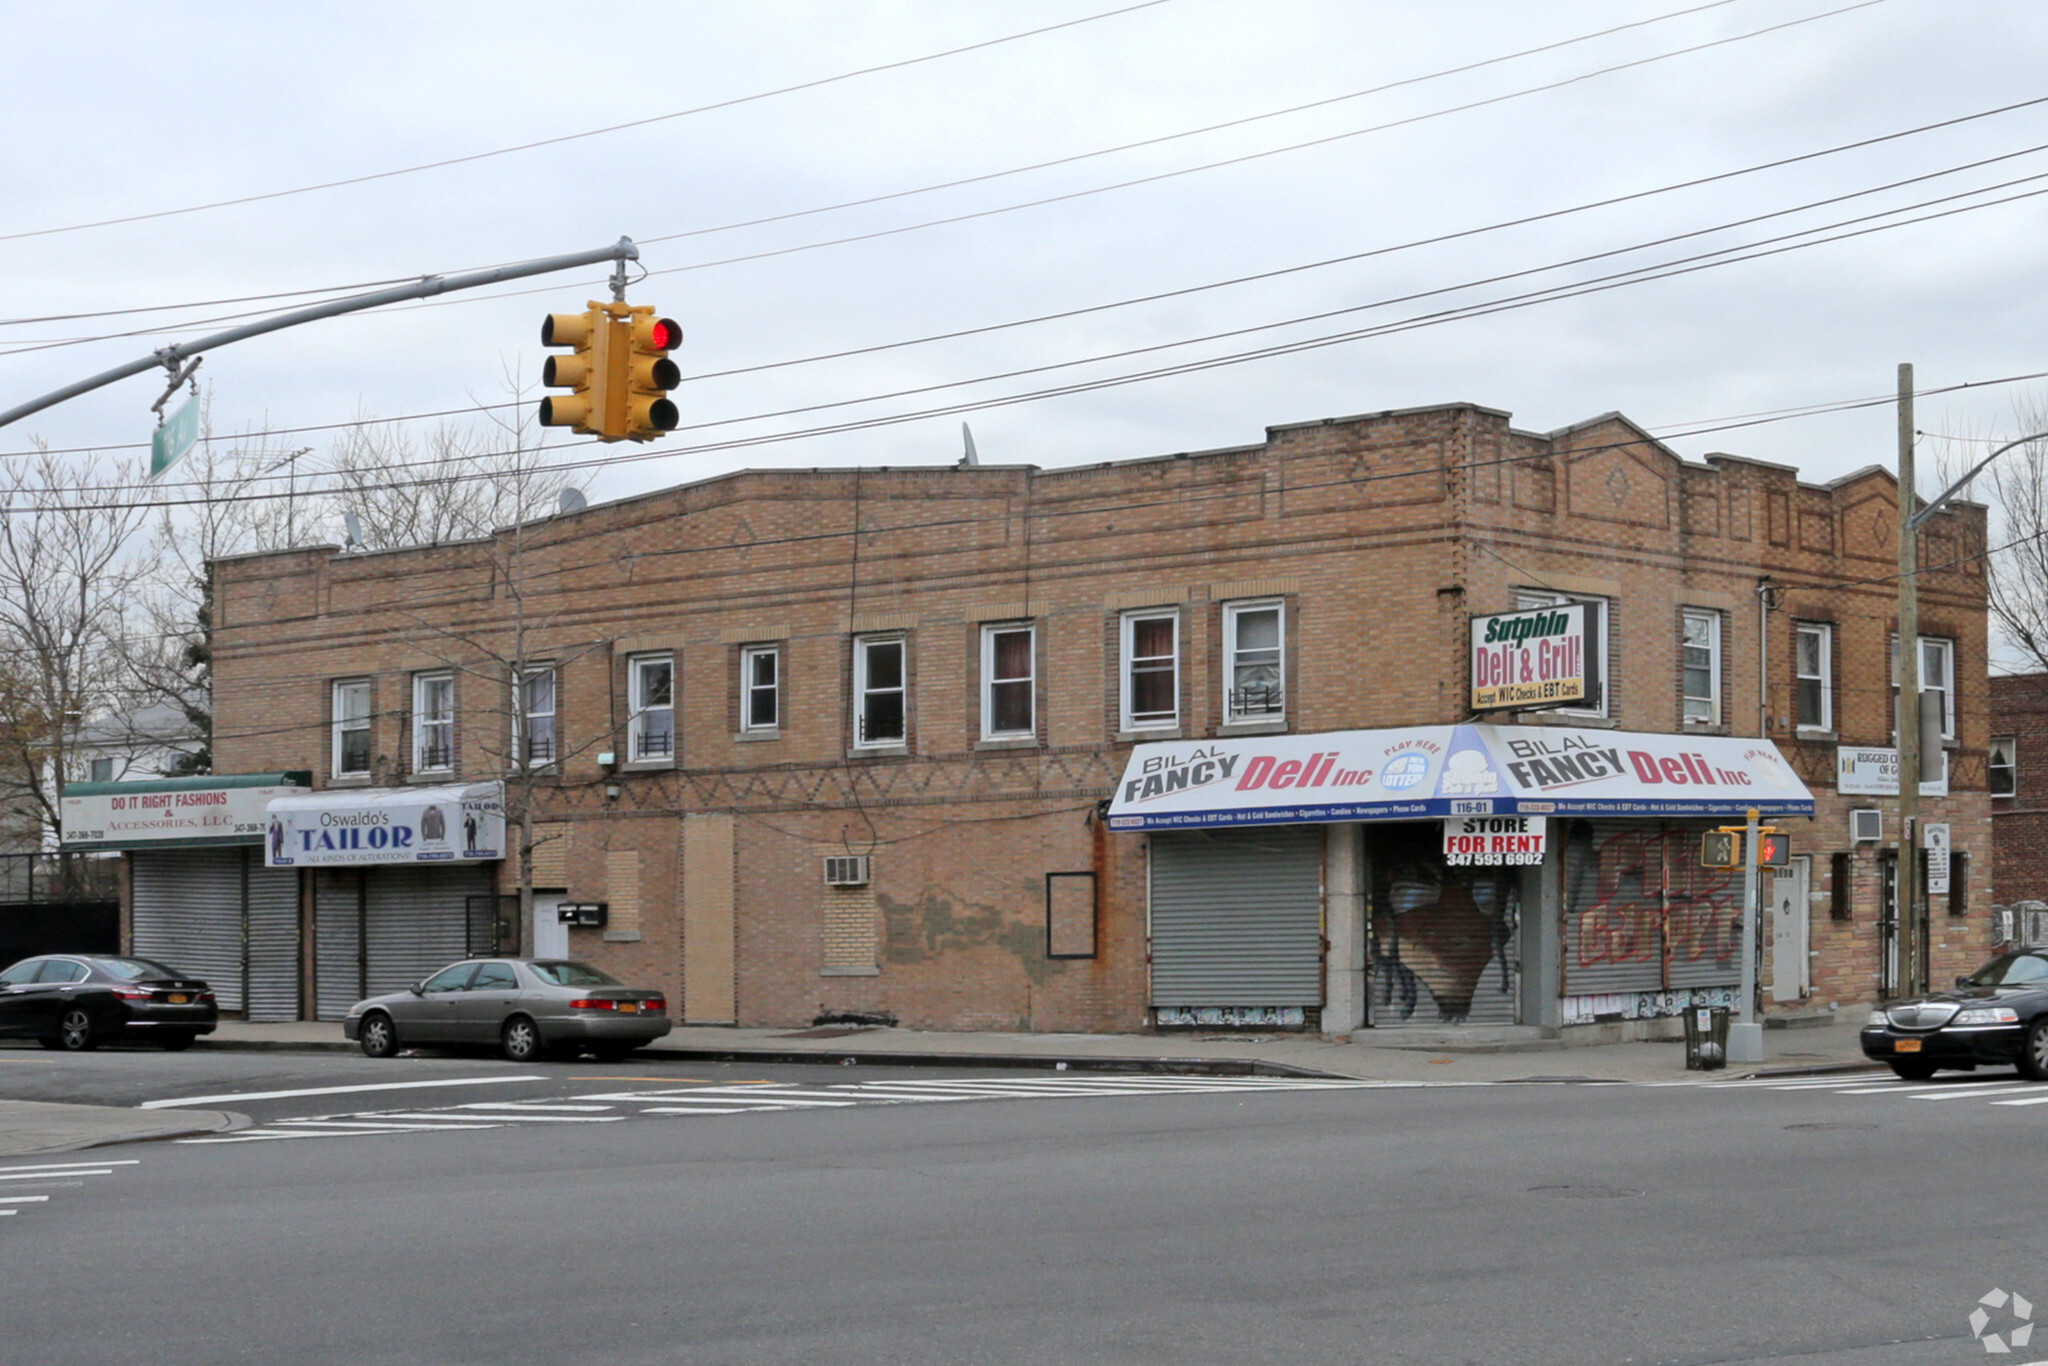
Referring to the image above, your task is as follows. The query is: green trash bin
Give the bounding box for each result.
[1683,1005,1731,1071]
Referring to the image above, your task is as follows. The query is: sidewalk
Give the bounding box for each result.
[200,1013,1882,1085]
[0,1100,234,1159]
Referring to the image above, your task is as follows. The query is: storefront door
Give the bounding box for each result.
[1769,856,1810,1003]
[1149,827,1322,1027]
[1366,823,1520,1027]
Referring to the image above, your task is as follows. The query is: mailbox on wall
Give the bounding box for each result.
[557,902,608,927]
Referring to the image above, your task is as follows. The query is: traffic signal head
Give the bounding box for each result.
[1700,831,1741,869]
[539,306,608,434]
[1755,831,1791,867]
[621,313,682,442]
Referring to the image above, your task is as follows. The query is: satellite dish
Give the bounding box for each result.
[342,511,364,551]
[959,422,979,468]
[558,487,587,514]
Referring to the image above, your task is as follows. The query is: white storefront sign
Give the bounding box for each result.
[62,779,308,850]
[1106,724,1811,831]
[1443,815,1547,866]
[1470,603,1595,711]
[264,782,505,867]
[1924,821,1952,896]
[1835,746,1948,798]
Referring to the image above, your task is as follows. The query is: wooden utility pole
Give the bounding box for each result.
[1896,362,1922,998]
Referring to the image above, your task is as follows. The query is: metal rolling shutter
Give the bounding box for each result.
[1149,828,1323,1007]
[364,865,491,999]
[1562,820,1741,1000]
[313,871,364,1021]
[131,850,245,1013]
[244,866,300,1022]
[1366,824,1521,1028]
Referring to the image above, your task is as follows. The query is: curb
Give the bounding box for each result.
[1736,1061,1885,1080]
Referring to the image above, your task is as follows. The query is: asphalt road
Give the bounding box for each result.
[3,1048,2044,1366]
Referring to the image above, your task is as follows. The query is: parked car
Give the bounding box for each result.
[1860,947,2048,1080]
[0,954,218,1051]
[343,958,671,1063]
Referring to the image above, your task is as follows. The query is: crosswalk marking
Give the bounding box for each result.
[0,1158,131,1215]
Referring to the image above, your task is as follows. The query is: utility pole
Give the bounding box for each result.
[1895,362,1921,999]
[1728,805,1765,1064]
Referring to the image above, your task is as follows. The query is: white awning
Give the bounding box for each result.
[264,782,505,867]
[1106,725,1812,832]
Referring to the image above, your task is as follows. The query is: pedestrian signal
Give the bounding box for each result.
[1700,831,1741,868]
[1755,831,1792,867]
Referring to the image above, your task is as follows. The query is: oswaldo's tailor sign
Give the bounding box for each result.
[265,782,505,867]
[1470,603,1597,711]
[1106,724,1811,831]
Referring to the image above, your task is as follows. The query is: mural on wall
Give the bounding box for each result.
[1368,825,1521,1026]
[1563,821,1742,1007]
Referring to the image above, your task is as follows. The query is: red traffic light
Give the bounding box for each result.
[648,317,681,351]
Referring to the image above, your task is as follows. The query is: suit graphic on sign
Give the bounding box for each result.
[421,805,446,842]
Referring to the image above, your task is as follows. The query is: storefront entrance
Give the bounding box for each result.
[1365,822,1521,1027]
[1148,827,1322,1028]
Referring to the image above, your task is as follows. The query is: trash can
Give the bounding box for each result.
[1684,1005,1731,1071]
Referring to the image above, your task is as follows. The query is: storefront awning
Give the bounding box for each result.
[1106,725,1812,832]
[264,782,505,867]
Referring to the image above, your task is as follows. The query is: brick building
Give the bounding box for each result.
[164,401,1991,1036]
[1990,672,2045,914]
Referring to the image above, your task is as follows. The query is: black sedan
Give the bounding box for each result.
[1861,948,2048,1080]
[0,954,218,1051]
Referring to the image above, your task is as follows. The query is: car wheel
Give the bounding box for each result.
[157,1032,197,1052]
[500,1016,543,1064]
[2023,1019,2048,1081]
[1889,1059,1938,1082]
[57,1008,97,1051]
[358,1011,400,1059]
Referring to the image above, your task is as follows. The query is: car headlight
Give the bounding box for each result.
[1867,1010,1889,1027]
[1955,1007,2021,1025]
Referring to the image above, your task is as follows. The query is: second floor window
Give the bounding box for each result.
[1890,634,1957,740]
[1121,611,1178,731]
[412,673,453,772]
[1794,622,1832,731]
[333,679,371,777]
[1991,734,2017,797]
[88,757,114,782]
[521,667,556,765]
[741,646,779,732]
[1680,609,1720,727]
[854,636,906,747]
[982,624,1035,739]
[629,655,674,760]
[1224,600,1284,723]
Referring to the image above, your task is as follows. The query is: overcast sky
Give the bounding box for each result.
[5,0,2047,519]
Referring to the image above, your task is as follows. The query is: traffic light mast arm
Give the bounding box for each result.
[0,238,642,433]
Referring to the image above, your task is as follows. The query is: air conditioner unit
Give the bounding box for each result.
[1849,808,1882,843]
[823,855,870,887]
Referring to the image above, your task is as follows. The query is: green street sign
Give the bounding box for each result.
[151,395,199,478]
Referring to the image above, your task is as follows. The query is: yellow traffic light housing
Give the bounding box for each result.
[538,302,679,442]
[1755,831,1791,867]
[1700,831,1741,869]
[539,306,608,435]
[621,311,682,442]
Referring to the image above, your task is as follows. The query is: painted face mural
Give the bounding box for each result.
[1368,824,1520,1025]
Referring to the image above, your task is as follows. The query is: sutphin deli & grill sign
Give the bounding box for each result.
[1469,603,1596,710]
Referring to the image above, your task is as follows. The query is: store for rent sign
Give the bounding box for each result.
[1470,604,1597,711]
[1443,815,1546,866]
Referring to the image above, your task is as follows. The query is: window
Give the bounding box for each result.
[1795,622,1832,732]
[628,655,674,760]
[1120,611,1179,731]
[853,636,906,747]
[0,959,40,986]
[1890,635,1957,740]
[981,624,1035,739]
[469,961,518,991]
[36,959,87,984]
[1517,591,1608,717]
[1223,601,1285,723]
[1991,735,2017,797]
[88,757,114,782]
[333,679,371,777]
[1680,609,1720,727]
[741,646,779,732]
[420,963,476,994]
[412,672,454,772]
[520,667,556,765]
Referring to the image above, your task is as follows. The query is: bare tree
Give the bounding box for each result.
[1936,396,2048,677]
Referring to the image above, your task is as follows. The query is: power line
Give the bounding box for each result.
[0,1,1176,246]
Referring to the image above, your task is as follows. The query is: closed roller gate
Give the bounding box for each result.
[131,849,300,1020]
[1561,819,1741,1009]
[1366,823,1521,1028]
[312,865,493,1020]
[1149,828,1323,1012]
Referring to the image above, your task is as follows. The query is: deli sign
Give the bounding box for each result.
[1470,603,1598,711]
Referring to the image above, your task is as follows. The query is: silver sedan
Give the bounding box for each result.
[342,958,672,1063]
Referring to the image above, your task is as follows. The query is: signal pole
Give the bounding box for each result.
[1729,806,1765,1064]
[1896,362,1922,999]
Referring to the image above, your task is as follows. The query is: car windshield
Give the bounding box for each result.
[1966,952,2048,987]
[529,960,620,987]
[89,956,179,981]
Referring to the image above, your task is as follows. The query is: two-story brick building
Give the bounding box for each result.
[160,400,1990,1037]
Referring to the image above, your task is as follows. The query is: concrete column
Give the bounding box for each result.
[1324,822,1367,1037]
[1521,821,1563,1032]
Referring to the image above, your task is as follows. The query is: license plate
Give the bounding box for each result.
[167,993,189,1004]
[1895,1038,1922,1053]
[617,1002,639,1013]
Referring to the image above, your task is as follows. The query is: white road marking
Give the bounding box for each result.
[451,1101,613,1112]
[1989,1094,2048,1107]
[0,1168,113,1181]
[0,1158,138,1174]
[1912,1083,2043,1101]
[0,1195,51,1204]
[621,1094,860,1108]
[275,1119,497,1131]
[141,1075,546,1108]
[635,1107,763,1115]
[373,1111,625,1123]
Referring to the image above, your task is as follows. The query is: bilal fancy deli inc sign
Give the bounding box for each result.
[1105,724,1812,831]
[1469,603,1596,711]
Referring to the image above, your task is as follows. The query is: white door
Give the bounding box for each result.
[1769,856,1810,1003]
[532,894,569,960]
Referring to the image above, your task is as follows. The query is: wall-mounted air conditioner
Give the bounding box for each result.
[824,855,870,887]
[1850,808,1882,843]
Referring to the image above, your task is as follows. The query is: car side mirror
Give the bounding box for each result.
[1957,976,1973,990]
[409,982,425,995]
